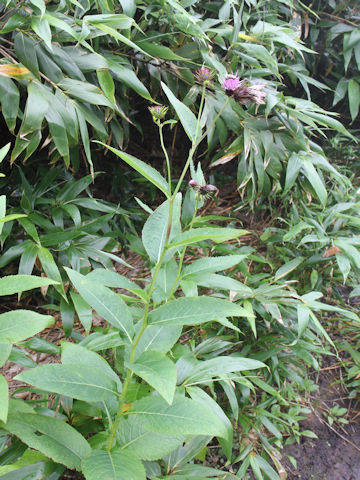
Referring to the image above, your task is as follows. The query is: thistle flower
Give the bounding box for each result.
[223,75,266,105]
[148,104,168,121]
[195,66,214,84]
[189,179,218,198]
[223,74,241,92]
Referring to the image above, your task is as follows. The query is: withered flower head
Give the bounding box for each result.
[189,179,219,198]
[148,104,168,121]
[223,75,266,105]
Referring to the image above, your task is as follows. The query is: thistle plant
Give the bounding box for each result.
[1,76,313,479]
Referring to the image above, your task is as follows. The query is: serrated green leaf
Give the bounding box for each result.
[142,194,182,263]
[0,275,59,296]
[1,413,91,470]
[61,342,121,388]
[128,351,177,404]
[182,255,247,277]
[149,296,252,327]
[118,416,184,460]
[129,395,227,438]
[185,356,265,384]
[16,363,120,402]
[134,324,182,360]
[168,227,247,249]
[82,448,146,480]
[0,310,54,342]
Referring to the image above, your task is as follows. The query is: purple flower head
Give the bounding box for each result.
[188,179,198,187]
[223,74,241,92]
[195,67,214,84]
[148,104,168,121]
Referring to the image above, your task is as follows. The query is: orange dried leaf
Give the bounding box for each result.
[323,245,342,258]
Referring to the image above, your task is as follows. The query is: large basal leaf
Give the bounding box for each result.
[96,143,170,198]
[0,310,54,343]
[127,351,177,404]
[82,448,146,480]
[65,268,134,343]
[16,364,120,402]
[161,82,198,143]
[148,296,252,327]
[168,227,247,249]
[128,395,227,438]
[117,416,185,461]
[0,275,59,296]
[142,194,182,264]
[1,413,91,470]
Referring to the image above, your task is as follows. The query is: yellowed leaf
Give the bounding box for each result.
[0,63,34,80]
[210,149,243,168]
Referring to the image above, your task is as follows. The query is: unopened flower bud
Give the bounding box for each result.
[148,105,168,121]
[195,67,214,84]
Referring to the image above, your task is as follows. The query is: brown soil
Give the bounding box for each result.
[283,359,360,480]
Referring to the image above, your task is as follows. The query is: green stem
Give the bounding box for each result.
[168,194,199,299]
[159,123,172,194]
